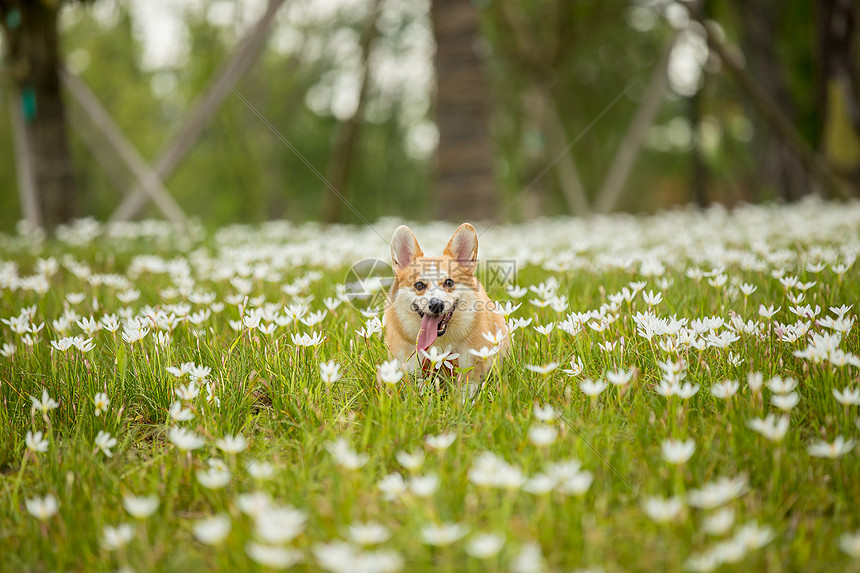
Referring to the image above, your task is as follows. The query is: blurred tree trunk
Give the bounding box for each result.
[322,0,380,223]
[431,0,498,221]
[736,0,810,201]
[818,0,860,183]
[690,86,708,207]
[1,1,77,229]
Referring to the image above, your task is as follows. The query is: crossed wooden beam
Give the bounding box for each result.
[15,0,286,231]
[13,0,851,230]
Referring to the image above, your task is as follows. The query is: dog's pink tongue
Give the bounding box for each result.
[417,314,443,350]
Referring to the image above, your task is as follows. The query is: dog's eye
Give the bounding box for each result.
[444,278,455,288]
[414,281,426,291]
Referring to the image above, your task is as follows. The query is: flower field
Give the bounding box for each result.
[2,198,860,572]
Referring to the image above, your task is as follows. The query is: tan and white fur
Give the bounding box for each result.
[384,223,509,382]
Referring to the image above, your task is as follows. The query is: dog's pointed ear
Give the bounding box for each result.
[390,225,423,272]
[444,223,478,273]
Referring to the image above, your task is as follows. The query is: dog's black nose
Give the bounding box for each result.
[428,298,444,315]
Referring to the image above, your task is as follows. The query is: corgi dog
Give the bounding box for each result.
[384,223,509,382]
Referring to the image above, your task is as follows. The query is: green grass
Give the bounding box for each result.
[1,207,859,572]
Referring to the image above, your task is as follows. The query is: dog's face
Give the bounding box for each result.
[388,223,480,349]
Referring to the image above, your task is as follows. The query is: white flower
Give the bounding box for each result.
[247,459,276,480]
[30,389,59,413]
[122,494,159,519]
[507,285,528,298]
[642,496,684,523]
[312,541,358,572]
[242,313,262,330]
[758,304,780,319]
[102,523,135,551]
[377,472,407,500]
[425,432,457,451]
[95,431,117,458]
[511,541,546,573]
[684,552,720,572]
[320,360,342,385]
[101,314,120,332]
[661,438,695,464]
[556,470,594,496]
[727,351,744,366]
[606,368,635,386]
[524,472,556,495]
[246,542,303,569]
[168,427,205,451]
[258,322,277,336]
[325,438,368,469]
[254,505,307,544]
[747,414,790,442]
[197,463,232,489]
[771,392,800,411]
[747,372,764,392]
[347,521,391,545]
[291,331,325,347]
[676,382,700,399]
[420,346,460,370]
[50,337,74,352]
[807,435,856,458]
[420,522,469,546]
[166,362,194,378]
[237,491,273,517]
[580,378,608,397]
[168,401,194,422]
[525,362,559,375]
[26,430,49,453]
[466,533,505,558]
[482,329,507,345]
[703,507,735,535]
[73,336,95,352]
[643,290,663,306]
[534,322,555,336]
[712,538,747,564]
[187,364,212,381]
[839,530,860,558]
[766,376,798,394]
[216,434,247,454]
[833,387,860,406]
[121,325,149,344]
[409,473,440,497]
[175,380,200,401]
[193,514,231,545]
[25,494,59,520]
[533,403,560,422]
[301,310,327,328]
[557,355,584,380]
[395,450,425,471]
[734,521,776,550]
[528,424,558,447]
[468,345,500,359]
[93,392,110,416]
[468,451,527,489]
[687,475,747,509]
[710,380,739,399]
[546,459,583,481]
[378,359,403,385]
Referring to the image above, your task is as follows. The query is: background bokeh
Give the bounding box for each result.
[0,0,857,231]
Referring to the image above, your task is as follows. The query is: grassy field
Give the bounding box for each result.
[1,199,859,572]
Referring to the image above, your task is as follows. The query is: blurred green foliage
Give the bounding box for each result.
[0,0,841,230]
